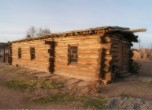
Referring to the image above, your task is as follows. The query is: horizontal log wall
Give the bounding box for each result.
[11,33,132,83]
[12,40,51,72]
[11,34,105,81]
[99,33,132,84]
[52,35,103,81]
[110,34,131,73]
[105,34,131,80]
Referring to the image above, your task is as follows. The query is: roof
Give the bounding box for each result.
[10,26,140,43]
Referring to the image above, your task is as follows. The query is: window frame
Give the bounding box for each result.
[30,47,35,60]
[68,44,78,64]
[18,48,22,59]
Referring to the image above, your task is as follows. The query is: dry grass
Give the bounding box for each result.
[4,78,63,91]
[33,94,105,109]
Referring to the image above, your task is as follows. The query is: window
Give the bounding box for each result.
[68,45,78,64]
[18,48,21,59]
[30,47,35,60]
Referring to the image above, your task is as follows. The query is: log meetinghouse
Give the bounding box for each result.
[7,26,145,84]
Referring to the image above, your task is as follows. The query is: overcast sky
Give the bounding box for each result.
[0,0,152,48]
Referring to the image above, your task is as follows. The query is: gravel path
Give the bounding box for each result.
[106,96,152,110]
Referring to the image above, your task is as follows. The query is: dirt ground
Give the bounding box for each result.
[0,64,84,109]
[0,63,152,109]
[138,61,152,76]
[100,76,152,101]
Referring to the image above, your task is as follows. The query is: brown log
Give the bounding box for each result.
[104,72,112,81]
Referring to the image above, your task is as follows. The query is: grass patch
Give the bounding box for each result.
[119,94,130,98]
[4,79,63,91]
[80,96,105,109]
[33,94,105,109]
[33,94,75,104]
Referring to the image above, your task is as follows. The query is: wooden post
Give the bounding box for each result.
[8,43,12,65]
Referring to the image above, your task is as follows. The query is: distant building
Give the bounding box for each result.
[0,43,9,63]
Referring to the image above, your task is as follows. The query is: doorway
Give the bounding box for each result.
[45,41,55,73]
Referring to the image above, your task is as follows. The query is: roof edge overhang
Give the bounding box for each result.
[10,26,146,43]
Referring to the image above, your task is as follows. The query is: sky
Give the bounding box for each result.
[0,0,152,48]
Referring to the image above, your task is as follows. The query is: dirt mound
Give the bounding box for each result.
[106,96,152,109]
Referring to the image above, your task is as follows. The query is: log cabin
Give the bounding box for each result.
[9,26,145,84]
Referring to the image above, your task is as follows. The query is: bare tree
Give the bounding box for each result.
[26,34,31,38]
[26,26,51,38]
[26,26,36,38]
[37,27,51,36]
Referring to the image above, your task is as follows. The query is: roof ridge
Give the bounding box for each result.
[10,26,131,43]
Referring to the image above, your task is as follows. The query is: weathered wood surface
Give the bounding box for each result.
[11,35,103,81]
[12,40,50,72]
[54,35,102,81]
[11,32,133,83]
[99,33,132,83]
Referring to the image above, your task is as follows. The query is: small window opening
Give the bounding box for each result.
[30,47,35,60]
[18,48,21,59]
[68,45,78,64]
